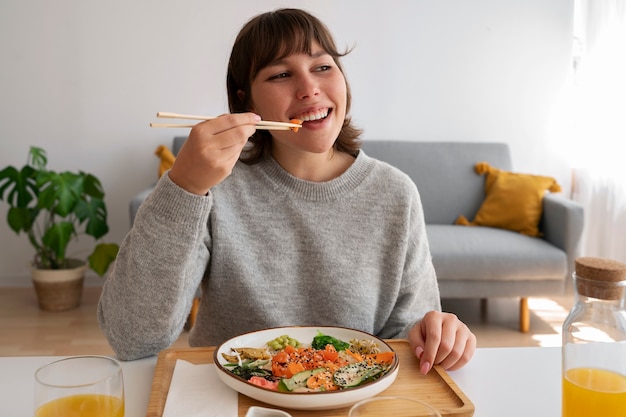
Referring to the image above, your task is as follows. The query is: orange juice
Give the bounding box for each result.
[35,394,124,417]
[563,367,626,417]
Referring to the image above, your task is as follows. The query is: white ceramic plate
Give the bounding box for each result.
[213,326,399,411]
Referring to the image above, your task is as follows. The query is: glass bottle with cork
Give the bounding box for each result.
[562,256,626,417]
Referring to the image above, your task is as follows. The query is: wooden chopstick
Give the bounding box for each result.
[150,122,294,130]
[153,112,302,130]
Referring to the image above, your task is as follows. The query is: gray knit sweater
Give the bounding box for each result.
[97,151,440,360]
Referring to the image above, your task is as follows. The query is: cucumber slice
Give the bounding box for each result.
[278,368,326,392]
[333,362,383,388]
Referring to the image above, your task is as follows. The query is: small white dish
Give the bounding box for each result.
[245,406,293,417]
[214,326,399,411]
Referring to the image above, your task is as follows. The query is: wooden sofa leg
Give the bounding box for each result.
[184,297,201,331]
[480,298,488,322]
[519,297,530,333]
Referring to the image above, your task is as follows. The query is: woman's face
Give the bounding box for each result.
[249,41,347,155]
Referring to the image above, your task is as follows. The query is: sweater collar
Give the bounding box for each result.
[256,150,374,201]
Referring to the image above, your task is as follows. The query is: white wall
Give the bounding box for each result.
[0,0,573,285]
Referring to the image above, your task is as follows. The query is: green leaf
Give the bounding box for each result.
[0,165,38,209]
[88,243,119,276]
[35,171,58,211]
[82,173,105,199]
[56,172,83,216]
[0,166,19,200]
[28,147,47,170]
[42,222,74,263]
[6,207,36,234]
[37,171,83,217]
[75,198,109,239]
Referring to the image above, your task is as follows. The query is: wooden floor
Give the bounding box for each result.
[0,287,574,356]
[0,287,188,357]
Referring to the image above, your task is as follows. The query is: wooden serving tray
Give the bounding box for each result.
[147,340,474,417]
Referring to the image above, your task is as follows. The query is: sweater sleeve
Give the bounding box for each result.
[97,173,212,360]
[378,181,441,339]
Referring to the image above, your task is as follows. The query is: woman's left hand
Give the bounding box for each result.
[408,311,476,375]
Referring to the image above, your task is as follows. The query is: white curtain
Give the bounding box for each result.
[551,0,626,263]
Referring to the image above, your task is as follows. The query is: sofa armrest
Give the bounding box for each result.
[541,193,584,276]
[129,186,155,227]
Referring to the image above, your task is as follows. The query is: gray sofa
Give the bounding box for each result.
[130,138,584,332]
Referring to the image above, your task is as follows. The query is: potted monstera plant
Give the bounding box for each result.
[0,146,119,311]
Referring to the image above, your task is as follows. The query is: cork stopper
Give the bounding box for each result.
[575,257,626,300]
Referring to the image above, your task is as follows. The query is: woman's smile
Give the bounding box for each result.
[290,107,330,123]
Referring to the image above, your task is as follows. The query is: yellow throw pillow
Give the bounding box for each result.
[155,145,175,178]
[455,162,561,237]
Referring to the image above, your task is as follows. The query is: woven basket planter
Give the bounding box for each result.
[31,260,87,312]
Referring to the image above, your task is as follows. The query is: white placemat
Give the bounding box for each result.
[162,359,238,417]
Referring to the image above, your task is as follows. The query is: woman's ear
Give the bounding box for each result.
[237,89,256,112]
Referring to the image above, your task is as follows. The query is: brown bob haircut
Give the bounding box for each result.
[227,8,362,163]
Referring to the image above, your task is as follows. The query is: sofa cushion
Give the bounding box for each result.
[455,162,561,237]
[426,225,567,281]
[155,145,175,178]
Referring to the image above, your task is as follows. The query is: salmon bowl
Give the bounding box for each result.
[213,326,400,410]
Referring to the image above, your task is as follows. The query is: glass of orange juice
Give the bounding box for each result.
[34,355,124,417]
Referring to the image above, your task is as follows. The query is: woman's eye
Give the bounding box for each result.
[316,65,332,72]
[269,72,289,80]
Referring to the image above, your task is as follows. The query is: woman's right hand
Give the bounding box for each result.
[168,113,261,195]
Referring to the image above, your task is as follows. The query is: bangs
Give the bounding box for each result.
[246,10,345,80]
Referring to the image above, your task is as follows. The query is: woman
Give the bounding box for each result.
[98,8,476,373]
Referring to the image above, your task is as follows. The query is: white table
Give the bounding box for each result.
[450,347,561,416]
[1,346,561,417]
